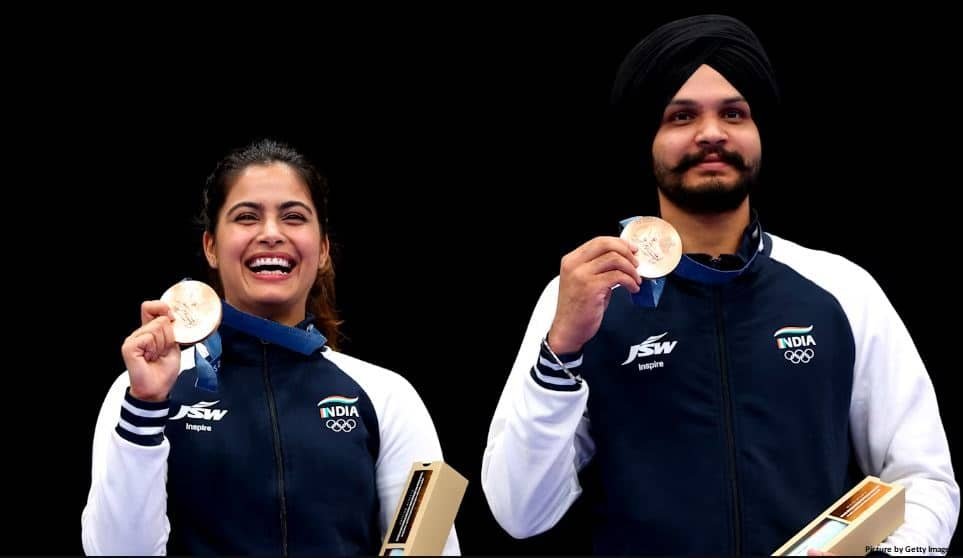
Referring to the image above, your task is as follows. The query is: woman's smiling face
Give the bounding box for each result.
[203,162,327,326]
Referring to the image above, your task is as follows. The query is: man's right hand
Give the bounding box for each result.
[547,236,642,354]
[121,301,181,402]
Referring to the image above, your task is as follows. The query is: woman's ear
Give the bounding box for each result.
[203,231,218,269]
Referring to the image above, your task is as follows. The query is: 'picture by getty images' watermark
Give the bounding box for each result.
[867,545,947,554]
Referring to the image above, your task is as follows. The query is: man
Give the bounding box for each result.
[481,14,958,555]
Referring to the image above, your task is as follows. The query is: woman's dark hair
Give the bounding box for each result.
[199,138,341,348]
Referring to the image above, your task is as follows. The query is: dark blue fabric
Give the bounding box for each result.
[164,308,380,556]
[576,224,860,555]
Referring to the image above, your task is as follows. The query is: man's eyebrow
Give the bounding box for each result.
[666,96,747,107]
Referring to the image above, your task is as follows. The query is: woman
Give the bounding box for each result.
[81,139,460,555]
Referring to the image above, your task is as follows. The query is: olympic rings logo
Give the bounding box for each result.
[326,418,357,432]
[784,348,814,364]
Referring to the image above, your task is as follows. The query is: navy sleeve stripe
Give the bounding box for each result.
[536,341,583,385]
[537,355,583,374]
[116,388,169,446]
[120,406,167,428]
[539,342,582,364]
[531,367,581,391]
[115,423,165,446]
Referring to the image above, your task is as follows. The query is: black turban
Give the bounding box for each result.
[611,14,780,163]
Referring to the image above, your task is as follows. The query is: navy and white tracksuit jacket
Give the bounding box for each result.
[82,314,459,556]
[482,220,958,555]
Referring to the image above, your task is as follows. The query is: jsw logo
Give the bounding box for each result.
[170,400,229,421]
[621,333,678,365]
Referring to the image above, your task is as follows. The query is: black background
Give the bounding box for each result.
[8,6,959,555]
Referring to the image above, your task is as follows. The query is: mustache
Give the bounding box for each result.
[672,147,748,173]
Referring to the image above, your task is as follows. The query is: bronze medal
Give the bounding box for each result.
[620,216,683,278]
[160,280,222,345]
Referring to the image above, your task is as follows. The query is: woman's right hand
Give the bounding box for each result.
[121,301,181,402]
[547,236,642,354]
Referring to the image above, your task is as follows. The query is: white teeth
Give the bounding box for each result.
[249,257,293,270]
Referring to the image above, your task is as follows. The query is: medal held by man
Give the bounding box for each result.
[620,216,682,307]
[620,216,683,279]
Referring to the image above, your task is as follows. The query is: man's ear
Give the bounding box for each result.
[318,235,330,270]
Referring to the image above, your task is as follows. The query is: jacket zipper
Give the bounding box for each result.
[262,343,289,556]
[714,289,741,555]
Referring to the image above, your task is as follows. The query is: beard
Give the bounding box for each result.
[654,147,759,214]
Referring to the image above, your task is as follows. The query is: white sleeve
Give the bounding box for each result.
[375,376,460,555]
[481,277,595,539]
[847,269,959,552]
[770,236,959,553]
[80,373,171,556]
[324,351,460,555]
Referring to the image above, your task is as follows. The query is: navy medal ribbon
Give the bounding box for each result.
[191,301,328,392]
